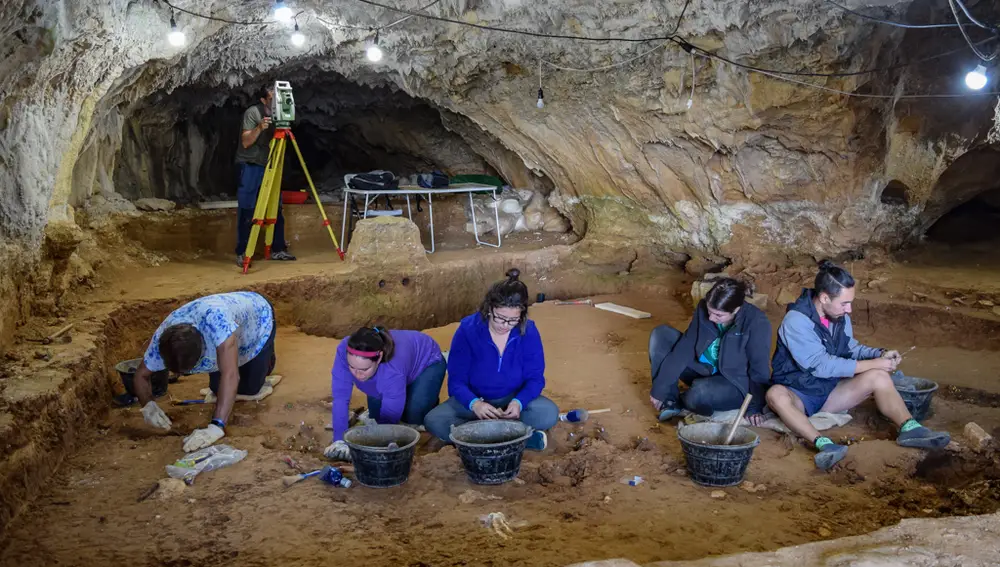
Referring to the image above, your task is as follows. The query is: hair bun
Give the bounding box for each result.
[817,259,837,272]
[506,268,521,281]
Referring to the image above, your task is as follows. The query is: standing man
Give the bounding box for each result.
[235,85,296,266]
[132,291,279,452]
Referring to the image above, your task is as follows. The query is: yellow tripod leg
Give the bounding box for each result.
[287,131,345,260]
[263,136,285,259]
[242,138,282,274]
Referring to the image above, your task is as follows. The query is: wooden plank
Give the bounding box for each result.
[594,302,651,319]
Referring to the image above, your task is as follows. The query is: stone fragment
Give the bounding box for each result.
[710,490,726,499]
[347,217,429,267]
[964,422,993,450]
[777,288,799,305]
[134,198,177,212]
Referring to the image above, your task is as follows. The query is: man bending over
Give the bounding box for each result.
[767,260,950,470]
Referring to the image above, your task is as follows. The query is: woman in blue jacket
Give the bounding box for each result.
[424,268,557,450]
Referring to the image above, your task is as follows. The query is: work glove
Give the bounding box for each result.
[182,424,225,453]
[142,401,172,430]
[324,440,352,461]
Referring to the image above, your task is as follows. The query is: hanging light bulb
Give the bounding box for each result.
[536,60,545,109]
[274,0,293,23]
[366,32,383,62]
[167,14,186,47]
[291,22,305,47]
[965,64,988,90]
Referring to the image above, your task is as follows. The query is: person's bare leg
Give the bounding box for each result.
[768,384,848,470]
[821,369,949,449]
[766,385,819,440]
[819,369,910,425]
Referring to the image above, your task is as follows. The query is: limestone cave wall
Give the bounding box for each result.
[2,0,1000,348]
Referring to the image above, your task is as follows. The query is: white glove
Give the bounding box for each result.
[142,401,172,430]
[182,424,225,453]
[324,440,352,461]
[356,410,376,427]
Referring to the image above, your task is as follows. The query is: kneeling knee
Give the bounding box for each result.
[766,386,791,408]
[522,398,559,430]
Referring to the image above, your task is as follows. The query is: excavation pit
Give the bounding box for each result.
[1,256,1000,566]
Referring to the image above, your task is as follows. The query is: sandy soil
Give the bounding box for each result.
[2,292,999,567]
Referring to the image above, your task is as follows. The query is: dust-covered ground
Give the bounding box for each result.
[2,293,999,567]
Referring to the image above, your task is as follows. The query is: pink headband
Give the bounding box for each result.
[347,347,380,358]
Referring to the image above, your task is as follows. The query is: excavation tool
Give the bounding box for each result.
[283,468,324,487]
[724,394,753,445]
[552,299,593,306]
[242,80,344,274]
[26,323,74,345]
[558,408,611,423]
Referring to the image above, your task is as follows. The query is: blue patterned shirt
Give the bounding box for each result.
[143,292,274,374]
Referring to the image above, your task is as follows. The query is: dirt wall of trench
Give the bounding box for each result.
[0,246,638,536]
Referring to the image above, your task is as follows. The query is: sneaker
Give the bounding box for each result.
[897,426,951,449]
[270,250,297,261]
[526,430,547,451]
[112,392,138,408]
[236,254,245,267]
[658,402,682,422]
[814,443,848,471]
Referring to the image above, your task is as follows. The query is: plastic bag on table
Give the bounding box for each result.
[165,444,248,484]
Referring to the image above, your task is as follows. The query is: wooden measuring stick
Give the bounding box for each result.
[724,394,753,445]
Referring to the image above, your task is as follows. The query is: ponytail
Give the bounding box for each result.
[478,268,530,333]
[346,325,396,362]
[814,259,855,299]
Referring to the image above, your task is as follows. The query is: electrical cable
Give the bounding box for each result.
[948,0,998,61]
[346,0,998,78]
[379,0,444,30]
[347,0,683,42]
[821,0,961,29]
[951,0,992,30]
[671,0,692,36]
[160,0,270,25]
[678,34,999,77]
[696,52,1000,99]
[540,43,668,72]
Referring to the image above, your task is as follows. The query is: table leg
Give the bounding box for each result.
[426,193,435,254]
[471,190,502,248]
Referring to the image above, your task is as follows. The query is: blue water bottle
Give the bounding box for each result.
[319,465,353,488]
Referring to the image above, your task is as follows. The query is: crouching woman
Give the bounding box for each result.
[424,269,557,450]
[649,278,772,420]
[324,326,446,461]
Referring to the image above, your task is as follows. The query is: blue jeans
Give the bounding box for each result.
[235,163,287,255]
[366,360,447,425]
[649,324,744,415]
[424,394,559,442]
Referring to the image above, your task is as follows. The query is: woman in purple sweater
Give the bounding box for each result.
[323,326,446,461]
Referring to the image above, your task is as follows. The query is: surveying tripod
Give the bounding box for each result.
[241,128,344,274]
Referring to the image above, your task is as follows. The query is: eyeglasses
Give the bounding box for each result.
[491,312,521,326]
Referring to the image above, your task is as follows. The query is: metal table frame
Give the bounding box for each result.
[340,181,502,253]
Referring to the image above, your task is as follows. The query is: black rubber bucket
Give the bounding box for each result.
[449,420,532,485]
[116,358,168,398]
[677,422,760,487]
[343,424,420,488]
[892,371,939,421]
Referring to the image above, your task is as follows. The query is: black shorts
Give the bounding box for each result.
[209,306,277,395]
